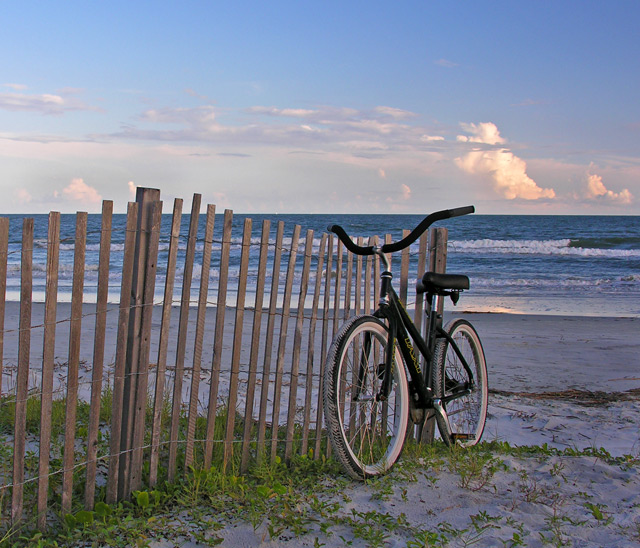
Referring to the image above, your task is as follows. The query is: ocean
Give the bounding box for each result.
[3,212,639,318]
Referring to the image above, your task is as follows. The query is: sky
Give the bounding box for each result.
[1,1,639,215]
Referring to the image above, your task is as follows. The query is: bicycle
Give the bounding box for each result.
[323,206,488,479]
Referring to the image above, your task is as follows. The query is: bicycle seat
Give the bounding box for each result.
[416,272,470,294]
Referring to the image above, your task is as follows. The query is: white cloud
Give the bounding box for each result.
[62,178,102,204]
[584,173,633,204]
[121,104,425,148]
[457,122,505,146]
[14,188,32,203]
[247,106,318,117]
[378,168,386,178]
[3,83,28,91]
[140,106,217,128]
[456,122,556,200]
[401,183,411,200]
[373,106,417,120]
[0,89,101,115]
[128,181,137,197]
[421,135,444,142]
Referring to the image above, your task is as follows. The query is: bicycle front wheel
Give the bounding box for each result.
[433,319,488,447]
[324,315,410,479]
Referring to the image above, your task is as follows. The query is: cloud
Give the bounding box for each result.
[139,105,217,127]
[116,104,427,149]
[378,168,386,178]
[0,89,101,115]
[128,181,137,197]
[373,106,417,120]
[456,122,556,200]
[421,135,445,142]
[62,178,102,204]
[247,106,318,118]
[14,188,32,204]
[457,122,505,146]
[401,183,411,200]
[584,173,633,204]
[3,83,28,91]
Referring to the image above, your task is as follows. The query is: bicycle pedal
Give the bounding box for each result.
[452,433,475,442]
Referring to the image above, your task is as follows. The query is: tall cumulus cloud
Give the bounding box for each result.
[456,122,555,200]
[62,178,102,204]
[584,173,633,204]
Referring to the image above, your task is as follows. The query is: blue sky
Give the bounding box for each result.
[1,1,639,214]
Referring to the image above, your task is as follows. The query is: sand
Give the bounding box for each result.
[161,312,639,547]
[2,304,639,546]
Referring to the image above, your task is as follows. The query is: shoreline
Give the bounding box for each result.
[5,285,640,319]
[1,302,638,393]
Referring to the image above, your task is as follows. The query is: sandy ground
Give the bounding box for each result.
[155,312,637,547]
[2,305,639,546]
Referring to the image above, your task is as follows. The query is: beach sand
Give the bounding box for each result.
[167,312,639,547]
[2,304,639,545]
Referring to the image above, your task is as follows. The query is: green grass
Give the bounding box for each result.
[2,392,639,548]
[3,439,639,547]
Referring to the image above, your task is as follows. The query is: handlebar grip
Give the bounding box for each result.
[448,205,475,218]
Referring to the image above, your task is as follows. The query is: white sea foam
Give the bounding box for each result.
[449,239,640,258]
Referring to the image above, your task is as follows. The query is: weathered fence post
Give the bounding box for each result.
[107,202,138,504]
[118,187,162,498]
[11,218,33,525]
[223,217,253,470]
[37,212,60,530]
[240,219,270,473]
[149,197,183,487]
[61,212,88,515]
[270,224,301,461]
[204,209,234,469]
[85,201,113,510]
[184,204,216,472]
[418,226,448,444]
[168,194,201,482]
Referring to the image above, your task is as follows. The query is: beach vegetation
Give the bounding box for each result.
[584,502,613,525]
[446,444,506,491]
[1,412,639,547]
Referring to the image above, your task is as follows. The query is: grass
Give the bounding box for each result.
[4,437,638,547]
[1,389,639,547]
[0,385,335,546]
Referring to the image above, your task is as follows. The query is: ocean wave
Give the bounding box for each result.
[469,274,640,289]
[449,239,640,258]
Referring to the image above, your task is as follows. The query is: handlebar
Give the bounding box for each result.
[327,205,475,256]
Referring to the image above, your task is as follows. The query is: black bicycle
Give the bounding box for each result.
[323,206,488,479]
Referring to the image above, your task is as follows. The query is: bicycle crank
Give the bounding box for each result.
[432,399,452,439]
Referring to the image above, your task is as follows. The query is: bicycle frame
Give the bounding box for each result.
[372,250,475,408]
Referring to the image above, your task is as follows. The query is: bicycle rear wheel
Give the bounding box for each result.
[432,319,488,447]
[324,315,409,479]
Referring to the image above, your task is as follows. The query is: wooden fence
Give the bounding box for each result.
[0,188,448,530]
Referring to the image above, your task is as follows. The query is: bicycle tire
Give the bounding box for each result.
[432,319,488,447]
[324,315,410,479]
